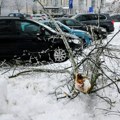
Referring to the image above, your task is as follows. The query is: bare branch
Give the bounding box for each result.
[9,68,70,78]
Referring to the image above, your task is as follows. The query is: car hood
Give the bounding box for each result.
[71,29,86,34]
[56,32,79,39]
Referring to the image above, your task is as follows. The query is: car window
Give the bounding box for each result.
[65,20,76,26]
[44,28,52,36]
[76,15,86,21]
[76,15,92,21]
[0,20,14,35]
[65,19,82,26]
[99,15,106,20]
[76,14,99,21]
[116,15,120,18]
[57,22,70,33]
[91,14,98,20]
[15,21,40,35]
[45,22,56,29]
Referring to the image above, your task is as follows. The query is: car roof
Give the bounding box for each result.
[72,13,111,19]
[0,16,57,33]
[0,16,21,20]
[54,17,75,20]
[54,18,82,22]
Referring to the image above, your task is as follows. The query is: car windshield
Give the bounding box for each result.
[41,20,71,33]
[33,20,57,33]
[57,21,71,32]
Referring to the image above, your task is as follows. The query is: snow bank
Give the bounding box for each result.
[114,22,120,32]
[0,76,8,114]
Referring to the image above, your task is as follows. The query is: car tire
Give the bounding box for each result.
[52,47,68,63]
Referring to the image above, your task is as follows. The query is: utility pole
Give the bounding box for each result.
[61,0,62,6]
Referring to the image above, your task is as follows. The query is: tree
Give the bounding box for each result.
[14,0,24,13]
[108,0,120,13]
[2,0,120,107]
[0,0,5,15]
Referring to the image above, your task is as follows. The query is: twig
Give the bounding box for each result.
[96,93,115,108]
[96,108,120,116]
[9,68,70,78]
[91,79,120,93]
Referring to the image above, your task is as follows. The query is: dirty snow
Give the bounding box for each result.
[0,23,120,120]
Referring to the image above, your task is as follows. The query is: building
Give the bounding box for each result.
[33,0,106,15]
[73,0,106,14]
[1,0,106,15]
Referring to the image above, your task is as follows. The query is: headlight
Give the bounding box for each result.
[86,32,91,37]
[72,39,81,44]
[101,28,106,32]
[64,33,79,39]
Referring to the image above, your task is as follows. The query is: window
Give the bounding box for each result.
[15,21,40,35]
[91,0,95,7]
[99,15,106,20]
[76,15,86,21]
[65,20,76,26]
[78,15,93,21]
[44,29,51,36]
[91,14,98,20]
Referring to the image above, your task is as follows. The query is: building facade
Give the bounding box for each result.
[33,0,106,14]
[73,0,106,14]
[1,0,106,15]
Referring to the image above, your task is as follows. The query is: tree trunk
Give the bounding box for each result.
[0,6,1,15]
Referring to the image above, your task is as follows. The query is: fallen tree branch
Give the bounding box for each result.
[91,79,120,93]
[36,0,78,74]
[9,68,70,78]
[96,108,120,116]
[96,93,115,108]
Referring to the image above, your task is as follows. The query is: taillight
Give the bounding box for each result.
[112,20,114,24]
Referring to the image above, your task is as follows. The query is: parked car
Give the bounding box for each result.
[72,13,114,33]
[55,17,107,40]
[8,13,32,19]
[0,16,81,63]
[41,20,92,47]
[63,14,74,18]
[110,14,120,22]
[31,14,48,21]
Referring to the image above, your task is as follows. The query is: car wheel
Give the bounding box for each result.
[52,48,68,63]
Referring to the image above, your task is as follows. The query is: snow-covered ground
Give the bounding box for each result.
[0,23,120,120]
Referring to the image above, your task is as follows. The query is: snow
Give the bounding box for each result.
[0,23,120,120]
[0,77,7,114]
[106,0,114,3]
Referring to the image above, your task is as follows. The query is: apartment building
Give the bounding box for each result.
[73,0,106,13]
[91,0,106,13]
[34,0,106,14]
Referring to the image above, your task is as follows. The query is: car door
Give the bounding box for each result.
[76,14,97,25]
[14,20,51,56]
[65,19,84,30]
[0,19,18,59]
